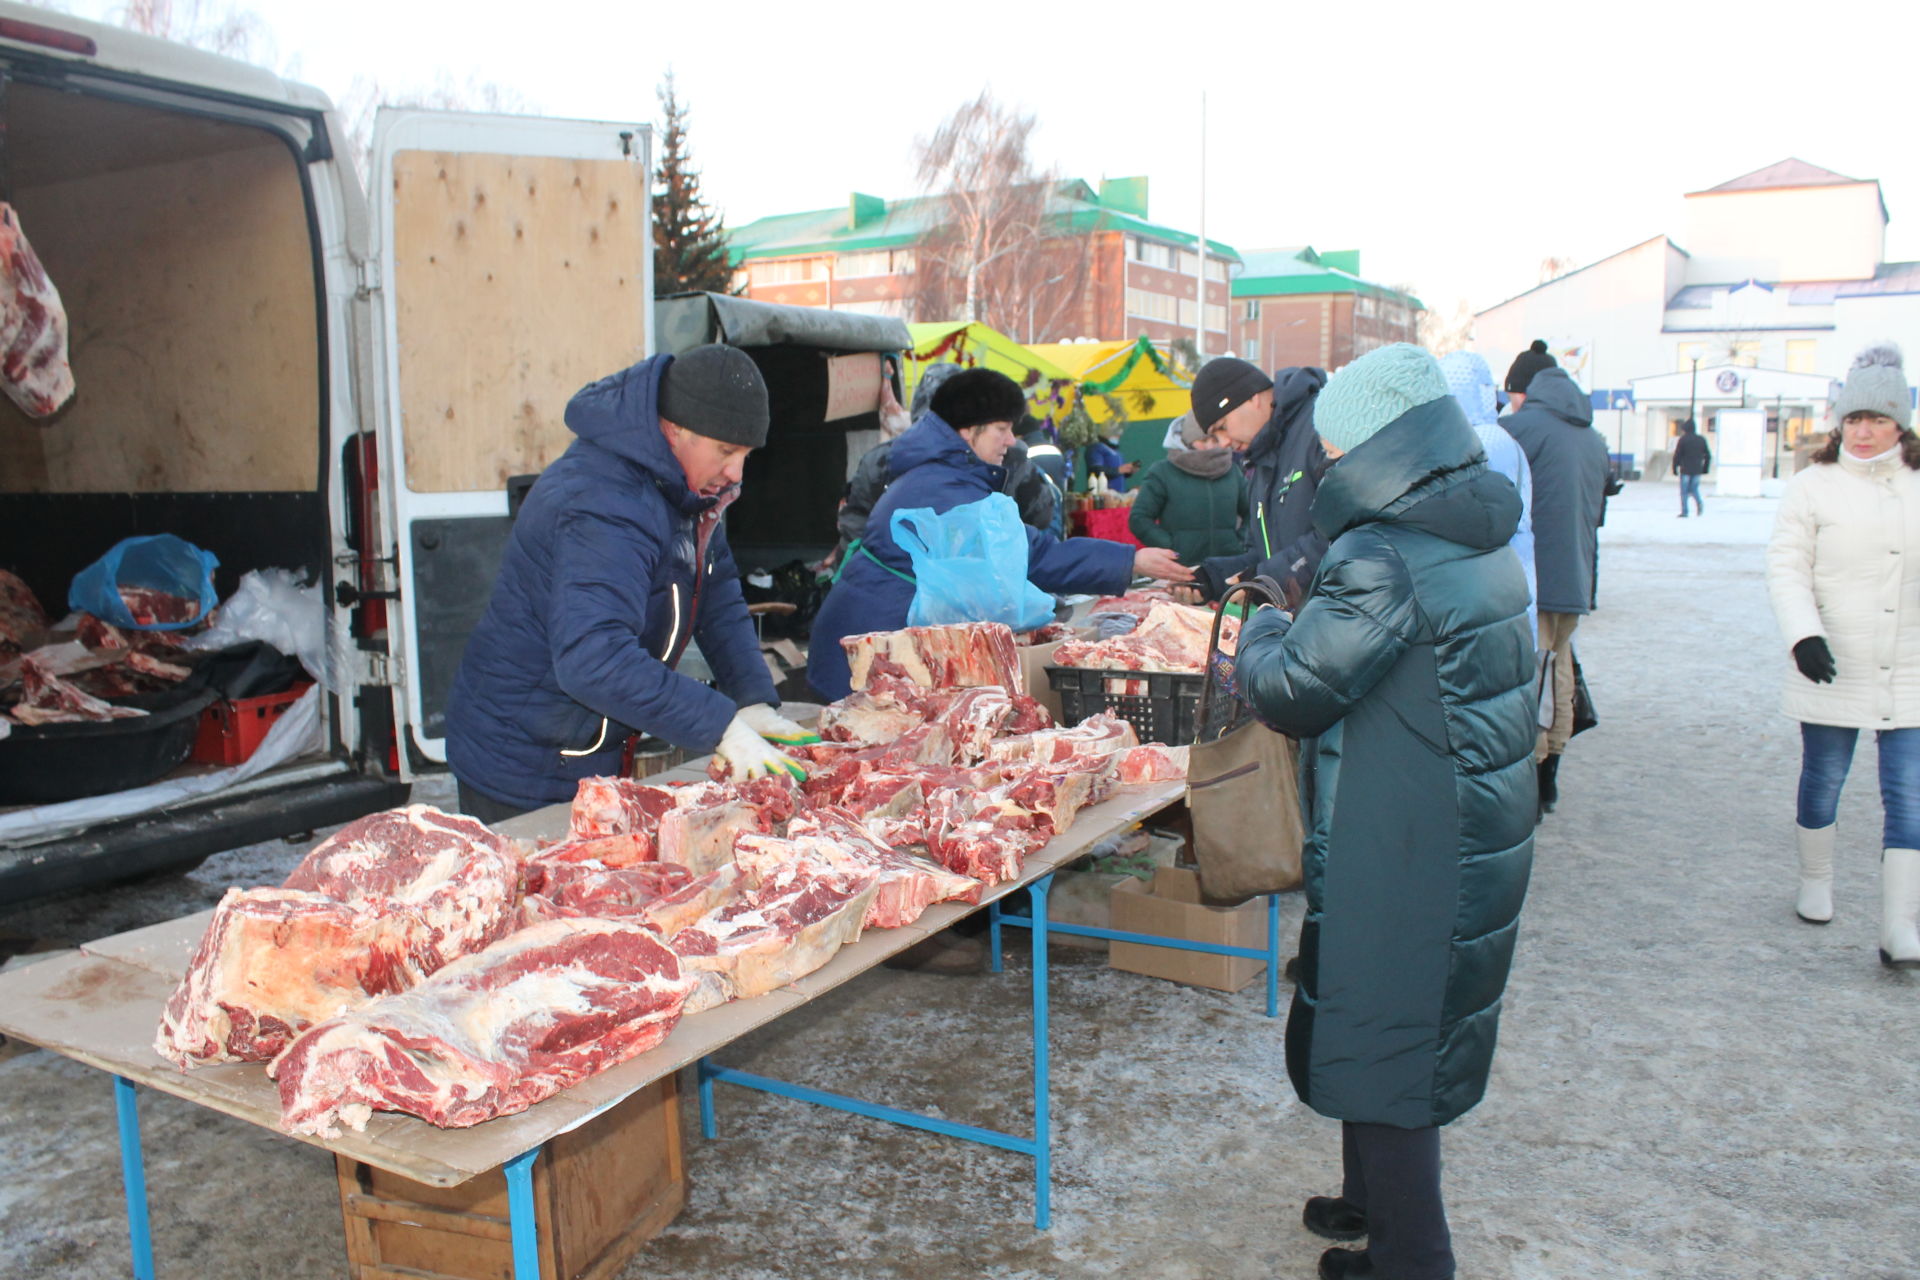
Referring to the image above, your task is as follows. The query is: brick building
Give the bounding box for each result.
[727,178,1242,355]
[1232,248,1423,371]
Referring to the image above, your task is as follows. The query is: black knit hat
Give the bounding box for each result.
[659,344,769,447]
[1190,357,1275,430]
[930,367,1026,430]
[1504,339,1557,395]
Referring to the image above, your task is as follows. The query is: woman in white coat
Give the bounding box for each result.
[1766,343,1920,967]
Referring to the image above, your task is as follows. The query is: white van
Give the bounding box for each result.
[0,4,654,899]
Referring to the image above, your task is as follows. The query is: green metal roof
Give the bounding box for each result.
[1231,247,1423,310]
[728,179,1242,265]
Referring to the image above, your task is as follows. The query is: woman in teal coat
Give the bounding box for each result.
[1234,345,1537,1280]
[1127,413,1248,564]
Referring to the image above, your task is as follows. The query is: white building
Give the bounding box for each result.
[1475,159,1920,473]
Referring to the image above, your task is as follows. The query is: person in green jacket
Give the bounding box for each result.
[1127,413,1248,564]
[1235,345,1537,1280]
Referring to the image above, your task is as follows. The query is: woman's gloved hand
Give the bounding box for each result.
[1792,636,1837,684]
[716,714,808,781]
[735,702,820,745]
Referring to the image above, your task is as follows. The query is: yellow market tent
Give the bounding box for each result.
[1026,337,1196,467]
[903,321,1079,426]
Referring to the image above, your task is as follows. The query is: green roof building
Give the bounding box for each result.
[1232,247,1424,371]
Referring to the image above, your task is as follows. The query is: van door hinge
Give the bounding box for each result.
[358,649,395,687]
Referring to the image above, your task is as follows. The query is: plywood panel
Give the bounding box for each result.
[391,152,649,494]
[0,130,320,493]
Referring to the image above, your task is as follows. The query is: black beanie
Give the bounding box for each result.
[1190,357,1276,430]
[930,367,1026,430]
[1504,339,1557,395]
[659,344,769,447]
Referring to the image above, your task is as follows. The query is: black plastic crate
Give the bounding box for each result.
[1045,666,1204,746]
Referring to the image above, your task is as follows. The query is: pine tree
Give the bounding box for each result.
[652,73,736,297]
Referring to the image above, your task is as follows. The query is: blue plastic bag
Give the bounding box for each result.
[892,494,1055,632]
[69,535,220,631]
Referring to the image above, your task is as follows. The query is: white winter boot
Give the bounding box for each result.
[1795,824,1835,924]
[1879,849,1920,969]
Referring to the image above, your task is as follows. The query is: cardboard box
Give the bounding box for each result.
[1108,866,1269,992]
[336,1074,684,1280]
[1018,639,1067,722]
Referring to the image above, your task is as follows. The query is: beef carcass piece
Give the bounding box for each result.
[1115,743,1190,783]
[569,776,682,843]
[0,568,47,654]
[920,785,1051,886]
[843,621,1024,695]
[76,613,191,654]
[740,810,982,930]
[1052,600,1239,675]
[527,831,658,869]
[281,805,520,982]
[672,857,879,1008]
[522,857,694,917]
[986,711,1141,768]
[271,918,697,1138]
[820,674,1050,750]
[155,889,404,1067]
[655,778,796,874]
[641,863,748,938]
[838,772,925,820]
[118,587,201,628]
[0,203,74,420]
[6,653,148,724]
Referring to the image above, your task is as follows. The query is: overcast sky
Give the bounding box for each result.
[47,0,1920,320]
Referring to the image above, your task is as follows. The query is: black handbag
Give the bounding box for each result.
[1571,651,1598,737]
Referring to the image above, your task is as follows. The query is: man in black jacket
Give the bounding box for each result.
[1190,358,1331,603]
[1672,418,1711,517]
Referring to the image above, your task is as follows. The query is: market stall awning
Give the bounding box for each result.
[1024,337,1194,427]
[904,321,1079,425]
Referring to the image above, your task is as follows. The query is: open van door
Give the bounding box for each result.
[368,109,651,764]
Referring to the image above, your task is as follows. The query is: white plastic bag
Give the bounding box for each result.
[186,568,330,689]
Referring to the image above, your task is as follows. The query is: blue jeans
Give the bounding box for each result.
[1797,724,1920,848]
[1679,473,1703,514]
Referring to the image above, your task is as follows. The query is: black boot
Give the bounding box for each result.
[1318,1246,1375,1279]
[1537,754,1561,817]
[1303,1196,1367,1241]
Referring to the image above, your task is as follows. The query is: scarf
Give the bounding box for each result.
[1169,447,1235,479]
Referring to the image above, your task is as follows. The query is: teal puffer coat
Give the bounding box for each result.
[1127,457,1249,565]
[1236,395,1536,1129]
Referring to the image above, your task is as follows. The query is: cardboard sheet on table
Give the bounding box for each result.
[81,909,214,977]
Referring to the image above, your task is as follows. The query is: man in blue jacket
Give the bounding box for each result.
[447,345,811,821]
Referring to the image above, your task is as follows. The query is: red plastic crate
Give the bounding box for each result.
[192,683,313,766]
[1080,506,1142,547]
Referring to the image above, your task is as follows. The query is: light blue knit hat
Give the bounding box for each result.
[1437,350,1499,428]
[1314,343,1452,454]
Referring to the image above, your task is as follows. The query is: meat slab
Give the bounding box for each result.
[271,918,696,1137]
[1053,600,1239,674]
[672,857,879,1009]
[0,568,47,655]
[6,653,148,724]
[843,621,1024,695]
[0,202,74,420]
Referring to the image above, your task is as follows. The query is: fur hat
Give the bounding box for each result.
[1190,357,1275,430]
[1313,343,1452,455]
[930,367,1027,431]
[658,344,769,447]
[1504,339,1557,395]
[1832,342,1911,430]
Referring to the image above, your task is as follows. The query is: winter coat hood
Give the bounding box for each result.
[1438,351,1501,428]
[1311,395,1519,552]
[562,354,708,516]
[1246,366,1329,467]
[1517,366,1592,427]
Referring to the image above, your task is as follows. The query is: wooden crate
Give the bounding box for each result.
[336,1074,685,1280]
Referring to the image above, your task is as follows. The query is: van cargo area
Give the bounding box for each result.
[0,62,405,901]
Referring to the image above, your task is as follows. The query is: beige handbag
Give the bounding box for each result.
[1186,579,1305,904]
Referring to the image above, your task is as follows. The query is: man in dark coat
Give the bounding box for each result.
[807,369,1189,701]
[446,345,810,821]
[1236,344,1536,1280]
[1672,418,1711,517]
[1500,358,1611,811]
[1190,358,1331,603]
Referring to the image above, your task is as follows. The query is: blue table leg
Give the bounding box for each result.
[697,1056,718,1139]
[988,898,1004,975]
[1266,892,1282,1019]
[503,1148,540,1280]
[113,1077,155,1280]
[1029,873,1053,1230]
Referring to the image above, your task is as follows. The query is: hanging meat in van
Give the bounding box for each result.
[0,202,74,419]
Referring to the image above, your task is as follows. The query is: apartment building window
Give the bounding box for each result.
[1126,287,1179,323]
[1354,295,1377,319]
[1206,302,1227,334]
[1244,338,1260,360]
[1178,249,1200,276]
[1786,339,1818,373]
[835,250,892,277]
[1178,297,1198,327]
[1131,238,1176,270]
[749,258,818,286]
[1243,300,1262,321]
[1206,259,1228,282]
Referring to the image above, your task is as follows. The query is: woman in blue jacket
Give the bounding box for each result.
[807,369,1191,701]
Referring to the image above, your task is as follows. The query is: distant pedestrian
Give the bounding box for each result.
[1501,344,1610,816]
[1128,413,1248,566]
[1673,419,1711,517]
[1440,350,1538,641]
[1765,342,1920,967]
[1236,344,1535,1280]
[1087,433,1131,492]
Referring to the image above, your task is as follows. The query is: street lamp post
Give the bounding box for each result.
[1686,354,1702,436]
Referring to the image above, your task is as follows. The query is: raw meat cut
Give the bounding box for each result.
[820,673,1050,750]
[640,863,748,938]
[985,712,1141,768]
[672,857,879,1008]
[76,613,191,654]
[569,777,681,842]
[1053,601,1239,674]
[270,918,696,1137]
[154,888,404,1068]
[843,621,1023,695]
[741,808,982,929]
[1116,743,1190,783]
[118,586,201,628]
[655,778,796,874]
[838,772,925,819]
[534,831,658,869]
[6,653,147,724]
[522,858,693,917]
[0,568,47,655]
[0,202,74,420]
[281,805,521,982]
